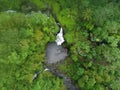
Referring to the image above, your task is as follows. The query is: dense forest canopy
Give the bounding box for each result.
[0,0,120,90]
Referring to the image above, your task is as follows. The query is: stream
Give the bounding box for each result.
[44,42,81,90]
[43,62,81,90]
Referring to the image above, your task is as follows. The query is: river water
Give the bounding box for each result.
[45,42,81,90]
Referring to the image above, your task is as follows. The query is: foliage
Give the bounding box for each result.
[33,72,66,90]
[0,0,120,90]
[0,12,64,90]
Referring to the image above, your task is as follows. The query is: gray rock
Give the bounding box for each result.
[46,42,68,64]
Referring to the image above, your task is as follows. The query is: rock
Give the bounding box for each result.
[6,10,16,13]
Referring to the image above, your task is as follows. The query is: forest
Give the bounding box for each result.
[0,0,120,90]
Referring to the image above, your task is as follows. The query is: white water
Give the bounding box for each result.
[55,28,65,46]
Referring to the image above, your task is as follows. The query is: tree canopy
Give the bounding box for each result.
[0,0,120,90]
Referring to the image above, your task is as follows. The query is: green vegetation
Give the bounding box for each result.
[0,12,65,90]
[0,0,120,90]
